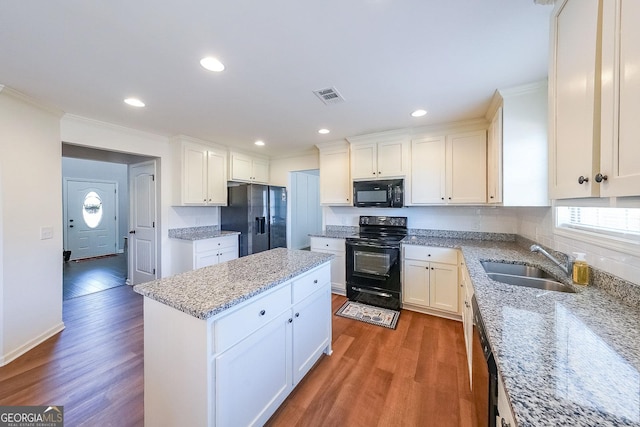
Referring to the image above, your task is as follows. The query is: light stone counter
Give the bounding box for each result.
[134,248,333,319]
[404,235,640,426]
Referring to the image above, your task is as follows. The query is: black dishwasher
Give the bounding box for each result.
[472,295,498,427]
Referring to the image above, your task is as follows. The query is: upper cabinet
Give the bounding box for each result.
[411,130,486,205]
[599,0,640,196]
[229,151,269,184]
[172,136,228,206]
[486,81,549,206]
[347,134,409,180]
[550,0,640,198]
[316,141,351,206]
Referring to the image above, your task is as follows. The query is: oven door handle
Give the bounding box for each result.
[347,242,398,250]
[350,286,393,299]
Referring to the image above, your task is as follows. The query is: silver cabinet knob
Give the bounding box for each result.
[595,173,608,183]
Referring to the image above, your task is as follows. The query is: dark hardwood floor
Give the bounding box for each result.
[63,254,127,300]
[0,288,475,427]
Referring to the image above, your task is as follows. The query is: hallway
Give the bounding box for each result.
[63,254,127,300]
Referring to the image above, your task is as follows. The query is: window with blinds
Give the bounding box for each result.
[556,207,640,240]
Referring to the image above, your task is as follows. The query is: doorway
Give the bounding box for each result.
[61,144,158,300]
[289,170,321,250]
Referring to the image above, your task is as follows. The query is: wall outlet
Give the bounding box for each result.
[40,226,54,240]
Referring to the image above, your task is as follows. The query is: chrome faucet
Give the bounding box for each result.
[530,244,574,277]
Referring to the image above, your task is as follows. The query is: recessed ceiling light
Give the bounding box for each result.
[200,57,225,72]
[254,140,265,146]
[318,128,330,135]
[124,98,145,107]
[411,109,427,117]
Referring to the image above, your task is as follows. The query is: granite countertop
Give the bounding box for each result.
[169,227,240,241]
[309,230,358,239]
[134,248,333,319]
[406,237,640,427]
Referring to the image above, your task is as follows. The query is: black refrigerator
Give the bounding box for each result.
[221,184,287,257]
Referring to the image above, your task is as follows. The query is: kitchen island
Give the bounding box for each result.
[134,248,334,427]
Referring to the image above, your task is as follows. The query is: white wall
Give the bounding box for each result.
[324,205,519,234]
[62,157,129,251]
[60,114,178,276]
[168,206,219,229]
[517,207,640,284]
[0,88,64,365]
[269,150,319,187]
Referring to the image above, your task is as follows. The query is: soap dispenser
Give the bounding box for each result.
[572,252,589,285]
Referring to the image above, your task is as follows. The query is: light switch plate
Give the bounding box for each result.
[40,226,54,240]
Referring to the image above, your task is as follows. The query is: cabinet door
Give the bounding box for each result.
[215,310,292,427]
[230,153,253,182]
[600,0,640,197]
[487,107,503,204]
[402,259,430,307]
[377,139,408,177]
[330,251,346,295]
[549,0,600,198]
[292,288,331,385]
[207,150,228,205]
[252,158,270,184]
[351,143,377,180]
[183,144,208,204]
[195,250,218,269]
[447,131,487,204]
[319,148,351,205]
[218,245,238,264]
[410,136,446,204]
[429,262,459,313]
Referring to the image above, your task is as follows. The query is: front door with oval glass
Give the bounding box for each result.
[65,180,117,260]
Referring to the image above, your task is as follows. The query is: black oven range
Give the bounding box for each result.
[346,216,407,310]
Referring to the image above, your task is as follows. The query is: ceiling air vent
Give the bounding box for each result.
[313,87,345,105]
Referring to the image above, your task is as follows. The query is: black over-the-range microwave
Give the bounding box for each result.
[353,179,404,208]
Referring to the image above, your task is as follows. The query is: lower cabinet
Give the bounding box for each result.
[143,263,332,427]
[310,236,346,295]
[461,263,474,388]
[172,234,239,274]
[402,245,460,317]
[497,373,516,427]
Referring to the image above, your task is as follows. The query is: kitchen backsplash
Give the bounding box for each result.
[169,206,220,229]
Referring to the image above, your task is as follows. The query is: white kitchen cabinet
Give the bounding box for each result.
[348,135,409,180]
[229,151,269,184]
[549,0,640,199]
[411,131,486,205]
[310,236,346,295]
[292,286,331,384]
[317,142,351,205]
[215,310,292,427]
[485,81,549,206]
[402,245,459,317]
[461,262,474,388]
[172,137,228,206]
[487,107,503,204]
[599,0,640,197]
[172,234,239,274]
[143,263,332,427]
[497,373,516,427]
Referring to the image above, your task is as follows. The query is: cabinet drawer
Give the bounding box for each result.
[213,284,291,353]
[195,235,238,253]
[292,265,331,304]
[404,245,458,265]
[310,237,345,253]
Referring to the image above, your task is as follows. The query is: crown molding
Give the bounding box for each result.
[0,85,64,117]
[62,114,170,142]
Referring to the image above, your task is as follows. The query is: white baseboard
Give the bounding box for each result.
[0,322,65,367]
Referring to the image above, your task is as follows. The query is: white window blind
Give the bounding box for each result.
[556,207,640,240]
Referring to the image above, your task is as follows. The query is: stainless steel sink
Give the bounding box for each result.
[481,261,576,293]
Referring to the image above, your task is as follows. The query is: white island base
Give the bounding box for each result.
[142,262,332,427]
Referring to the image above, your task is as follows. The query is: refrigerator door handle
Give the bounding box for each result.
[255,217,261,235]
[260,217,266,234]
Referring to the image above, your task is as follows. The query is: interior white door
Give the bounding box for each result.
[66,180,117,260]
[129,161,157,285]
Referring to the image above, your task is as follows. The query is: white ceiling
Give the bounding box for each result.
[0,0,553,157]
